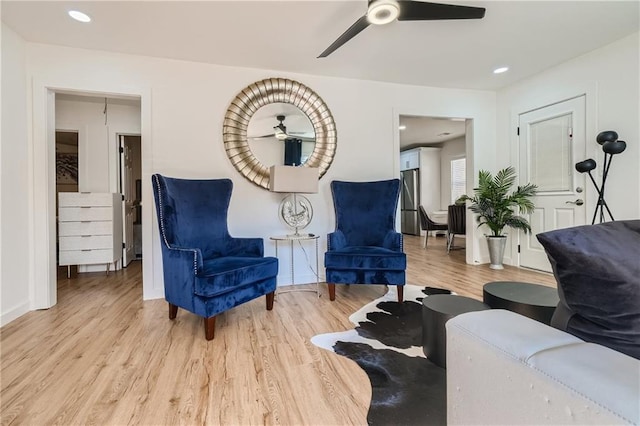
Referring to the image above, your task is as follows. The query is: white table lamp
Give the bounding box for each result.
[269,165,319,236]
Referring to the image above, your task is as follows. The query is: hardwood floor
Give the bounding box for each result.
[1,235,555,425]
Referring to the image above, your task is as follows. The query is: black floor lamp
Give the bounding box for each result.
[575,130,627,224]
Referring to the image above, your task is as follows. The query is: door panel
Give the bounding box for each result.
[120,137,136,267]
[519,96,587,272]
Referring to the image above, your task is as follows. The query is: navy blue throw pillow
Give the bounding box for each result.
[536,220,640,360]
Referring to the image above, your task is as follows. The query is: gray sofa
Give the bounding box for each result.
[446,309,640,425]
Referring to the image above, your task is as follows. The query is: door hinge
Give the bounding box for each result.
[517,127,520,136]
[517,244,521,253]
[122,194,125,201]
[122,242,126,249]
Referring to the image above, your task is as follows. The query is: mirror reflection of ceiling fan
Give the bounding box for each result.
[318,0,486,58]
[252,115,314,141]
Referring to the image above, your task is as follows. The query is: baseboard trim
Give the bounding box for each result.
[0,300,31,327]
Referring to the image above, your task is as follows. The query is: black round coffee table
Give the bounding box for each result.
[483,281,559,325]
[422,294,490,368]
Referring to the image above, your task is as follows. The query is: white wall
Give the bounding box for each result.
[439,136,466,209]
[497,32,640,265]
[418,147,442,215]
[1,24,30,326]
[23,43,496,303]
[0,36,498,324]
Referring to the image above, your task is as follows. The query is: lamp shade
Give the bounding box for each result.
[575,158,597,173]
[602,140,627,155]
[269,165,319,193]
[596,130,618,145]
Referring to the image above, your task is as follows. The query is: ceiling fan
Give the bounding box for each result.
[251,115,312,141]
[318,0,486,58]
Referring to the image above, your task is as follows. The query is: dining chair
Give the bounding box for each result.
[418,206,448,248]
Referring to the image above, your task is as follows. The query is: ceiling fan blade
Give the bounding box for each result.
[318,15,370,58]
[250,133,276,140]
[397,1,485,21]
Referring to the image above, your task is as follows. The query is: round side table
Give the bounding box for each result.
[270,234,320,297]
[422,294,490,368]
[483,281,559,325]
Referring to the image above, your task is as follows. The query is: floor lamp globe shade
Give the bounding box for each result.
[575,158,597,173]
[602,140,627,155]
[596,130,618,145]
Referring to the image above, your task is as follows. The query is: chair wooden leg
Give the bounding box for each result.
[168,303,178,319]
[328,283,336,301]
[266,291,275,310]
[424,232,429,248]
[397,285,404,303]
[204,316,216,341]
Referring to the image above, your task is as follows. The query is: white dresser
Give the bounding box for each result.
[58,192,123,275]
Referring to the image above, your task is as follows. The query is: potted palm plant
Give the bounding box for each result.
[460,166,537,269]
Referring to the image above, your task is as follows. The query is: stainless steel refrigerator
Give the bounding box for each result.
[401,168,420,235]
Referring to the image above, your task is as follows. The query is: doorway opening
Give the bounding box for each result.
[118,134,142,267]
[398,115,468,252]
[55,130,79,279]
[53,91,142,303]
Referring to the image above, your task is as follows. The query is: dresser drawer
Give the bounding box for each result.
[58,192,115,207]
[59,249,114,265]
[58,221,113,236]
[59,207,113,221]
[59,235,113,250]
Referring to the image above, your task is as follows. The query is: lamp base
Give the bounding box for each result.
[278,193,313,234]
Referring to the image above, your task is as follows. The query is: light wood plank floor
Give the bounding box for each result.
[1,235,555,425]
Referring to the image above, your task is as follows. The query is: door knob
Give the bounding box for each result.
[566,199,584,206]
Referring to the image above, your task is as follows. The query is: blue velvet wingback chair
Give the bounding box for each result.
[152,174,278,340]
[325,179,407,302]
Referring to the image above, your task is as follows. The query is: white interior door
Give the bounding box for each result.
[518,96,587,272]
[120,136,135,267]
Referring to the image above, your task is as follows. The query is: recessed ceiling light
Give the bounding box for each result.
[399,125,407,130]
[68,10,91,23]
[493,66,509,74]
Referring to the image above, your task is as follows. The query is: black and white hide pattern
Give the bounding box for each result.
[311,285,453,425]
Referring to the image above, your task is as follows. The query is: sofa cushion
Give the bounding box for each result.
[195,256,278,297]
[536,220,640,360]
[324,246,406,270]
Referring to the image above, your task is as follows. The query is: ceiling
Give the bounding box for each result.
[400,115,466,149]
[2,1,638,90]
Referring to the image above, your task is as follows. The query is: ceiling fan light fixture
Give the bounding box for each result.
[367,0,400,25]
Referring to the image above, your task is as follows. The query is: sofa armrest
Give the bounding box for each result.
[327,231,347,251]
[164,245,203,273]
[382,230,403,251]
[159,246,202,306]
[446,310,640,425]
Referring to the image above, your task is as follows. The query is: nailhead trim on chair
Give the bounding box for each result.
[153,175,199,274]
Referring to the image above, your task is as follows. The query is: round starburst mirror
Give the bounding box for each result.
[222,78,337,190]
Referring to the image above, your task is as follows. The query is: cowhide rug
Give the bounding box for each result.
[311,285,452,425]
